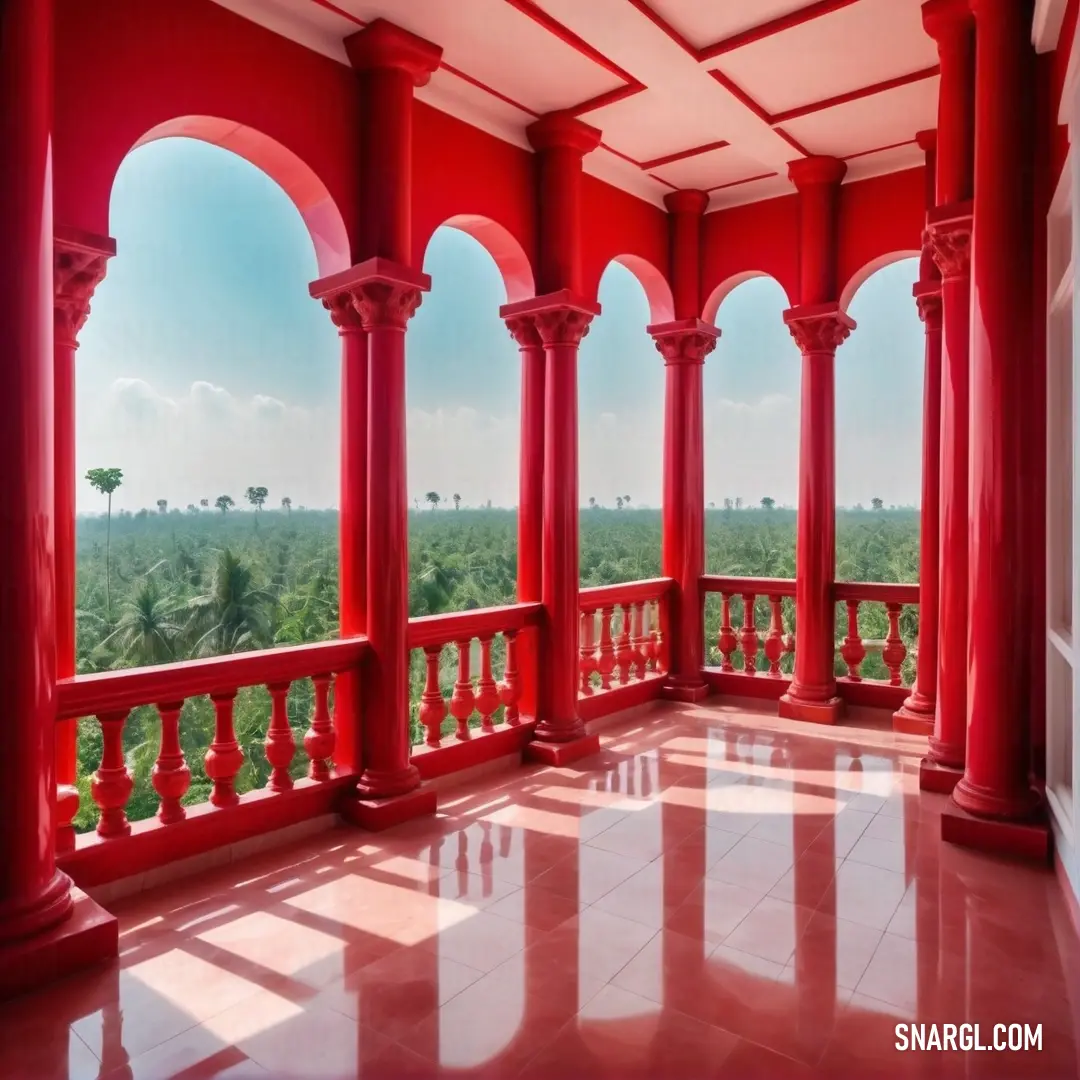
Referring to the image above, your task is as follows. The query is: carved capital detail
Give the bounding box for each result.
[504,314,542,349]
[784,309,854,354]
[321,290,366,333]
[54,242,112,349]
[927,218,972,280]
[533,307,593,347]
[353,281,424,330]
[651,329,717,366]
[914,287,943,327]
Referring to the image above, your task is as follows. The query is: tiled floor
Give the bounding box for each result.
[4,700,1080,1079]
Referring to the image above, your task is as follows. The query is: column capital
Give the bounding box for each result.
[504,315,542,349]
[921,0,975,45]
[647,318,720,365]
[500,289,600,346]
[526,113,602,157]
[54,227,116,349]
[926,201,973,280]
[310,257,430,331]
[783,302,855,353]
[663,190,710,216]
[913,278,944,326]
[787,155,846,190]
[344,18,442,86]
[915,128,937,154]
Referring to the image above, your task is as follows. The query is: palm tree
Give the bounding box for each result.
[199,498,209,510]
[85,467,123,615]
[281,496,292,514]
[761,496,776,510]
[589,496,597,509]
[187,549,275,656]
[215,494,234,515]
[453,493,461,511]
[156,498,167,514]
[616,497,624,510]
[623,495,631,507]
[871,497,884,510]
[100,580,184,667]
[426,491,441,511]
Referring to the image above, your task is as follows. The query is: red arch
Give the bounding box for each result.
[702,271,793,324]
[437,214,536,303]
[129,117,351,278]
[609,254,675,324]
[839,250,920,311]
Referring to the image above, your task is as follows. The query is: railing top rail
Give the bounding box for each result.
[408,601,543,650]
[833,581,919,604]
[701,575,797,596]
[579,577,674,608]
[56,636,368,720]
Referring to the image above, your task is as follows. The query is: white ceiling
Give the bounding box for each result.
[212,0,942,210]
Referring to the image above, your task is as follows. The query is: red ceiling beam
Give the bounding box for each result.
[769,66,939,124]
[706,171,780,194]
[640,140,730,169]
[624,0,863,62]
[842,138,919,161]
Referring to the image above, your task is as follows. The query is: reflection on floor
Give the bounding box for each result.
[3,699,1079,1079]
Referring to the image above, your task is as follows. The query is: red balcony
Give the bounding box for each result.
[3,0,1080,1077]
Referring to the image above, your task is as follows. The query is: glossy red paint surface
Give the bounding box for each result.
[9,701,1078,1078]
[954,0,1040,821]
[0,0,72,942]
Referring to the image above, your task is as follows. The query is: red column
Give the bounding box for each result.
[918,0,976,792]
[499,113,602,767]
[778,156,852,726]
[650,321,718,699]
[0,0,116,997]
[506,315,544,720]
[52,227,114,854]
[894,132,943,736]
[308,288,366,773]
[948,0,1042,840]
[327,18,441,829]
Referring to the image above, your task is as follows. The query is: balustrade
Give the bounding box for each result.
[56,639,364,842]
[702,576,797,677]
[578,578,671,698]
[408,603,541,752]
[832,581,919,687]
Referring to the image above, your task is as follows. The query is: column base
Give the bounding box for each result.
[941,800,1052,863]
[524,733,601,767]
[661,678,710,703]
[339,785,437,832]
[354,763,422,801]
[778,693,843,725]
[0,888,118,1001]
[892,701,934,736]
[952,775,1042,821]
[919,757,964,794]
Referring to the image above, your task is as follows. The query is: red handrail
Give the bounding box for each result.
[833,581,919,604]
[701,575,797,596]
[407,602,543,649]
[579,577,674,607]
[56,637,368,720]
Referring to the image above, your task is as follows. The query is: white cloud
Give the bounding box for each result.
[77,378,921,515]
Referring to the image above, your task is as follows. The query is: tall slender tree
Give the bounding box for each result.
[281,496,292,514]
[215,494,235,515]
[426,491,441,511]
[453,493,461,511]
[85,467,124,615]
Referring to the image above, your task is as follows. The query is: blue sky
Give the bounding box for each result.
[77,137,923,513]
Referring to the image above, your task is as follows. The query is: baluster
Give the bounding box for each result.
[92,710,134,838]
[840,599,866,680]
[579,608,596,695]
[615,604,633,685]
[645,600,659,671]
[305,673,336,780]
[152,700,191,824]
[717,593,737,672]
[630,602,647,679]
[56,781,79,856]
[499,629,522,726]
[653,598,666,673]
[764,596,785,676]
[476,635,501,734]
[265,682,295,792]
[597,607,616,689]
[882,602,907,685]
[420,645,447,748]
[739,593,759,675]
[205,690,244,807]
[450,639,475,741]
